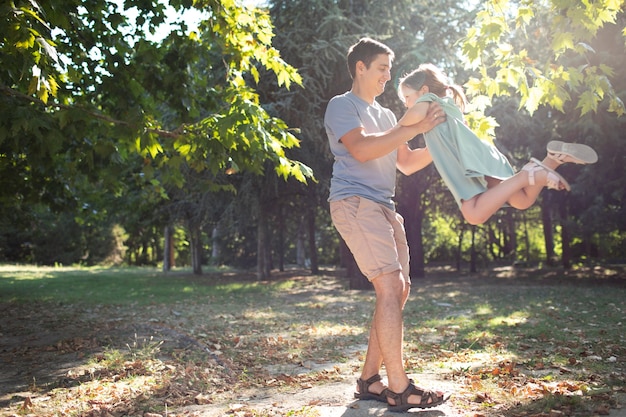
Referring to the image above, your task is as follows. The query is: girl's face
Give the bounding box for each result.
[400,84,427,108]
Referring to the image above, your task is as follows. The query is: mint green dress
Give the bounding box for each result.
[417,93,515,207]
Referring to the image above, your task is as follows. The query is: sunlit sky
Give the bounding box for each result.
[120,0,269,42]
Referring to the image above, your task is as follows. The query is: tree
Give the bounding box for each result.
[459,0,626,267]
[460,0,625,122]
[1,0,313,267]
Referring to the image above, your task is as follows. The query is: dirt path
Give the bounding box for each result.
[178,373,461,416]
[177,375,626,417]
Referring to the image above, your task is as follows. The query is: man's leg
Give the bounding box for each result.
[370,270,446,408]
[330,197,437,404]
[370,270,411,394]
[359,272,410,395]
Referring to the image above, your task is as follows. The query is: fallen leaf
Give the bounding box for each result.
[194,393,212,405]
[20,396,32,411]
[595,404,611,415]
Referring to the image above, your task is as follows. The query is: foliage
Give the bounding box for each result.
[1,0,318,267]
[1,0,312,186]
[460,0,625,122]
[2,0,626,269]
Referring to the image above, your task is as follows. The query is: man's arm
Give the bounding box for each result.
[340,102,444,163]
[396,145,433,176]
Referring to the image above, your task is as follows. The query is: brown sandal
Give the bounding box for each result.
[354,374,388,403]
[386,380,449,412]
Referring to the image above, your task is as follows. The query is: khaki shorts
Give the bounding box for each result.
[330,196,410,282]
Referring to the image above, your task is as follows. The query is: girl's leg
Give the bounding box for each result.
[504,155,567,207]
[508,141,598,204]
[460,141,598,225]
[460,165,554,225]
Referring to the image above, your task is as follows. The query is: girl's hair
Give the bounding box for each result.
[398,63,468,112]
[347,37,395,80]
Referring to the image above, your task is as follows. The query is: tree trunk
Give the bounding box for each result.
[541,198,556,266]
[522,212,530,264]
[404,197,426,279]
[339,236,350,268]
[559,199,572,269]
[507,211,516,261]
[470,225,477,273]
[456,223,466,271]
[257,209,271,280]
[395,152,432,279]
[296,224,306,267]
[306,203,319,274]
[277,205,285,272]
[189,225,203,275]
[339,238,371,290]
[163,225,174,272]
[211,224,221,265]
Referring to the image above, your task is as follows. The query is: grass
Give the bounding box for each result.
[0,263,625,417]
[0,264,287,305]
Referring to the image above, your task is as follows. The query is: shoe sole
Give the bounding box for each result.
[547,140,598,164]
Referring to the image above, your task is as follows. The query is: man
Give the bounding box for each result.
[324,37,449,412]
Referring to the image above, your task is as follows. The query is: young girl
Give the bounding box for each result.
[397,63,597,225]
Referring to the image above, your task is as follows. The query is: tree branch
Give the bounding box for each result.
[0,84,184,138]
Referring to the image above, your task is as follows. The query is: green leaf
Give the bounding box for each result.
[522,86,544,115]
[551,32,575,54]
[576,90,599,115]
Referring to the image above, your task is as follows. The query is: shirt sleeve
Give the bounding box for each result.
[324,95,362,143]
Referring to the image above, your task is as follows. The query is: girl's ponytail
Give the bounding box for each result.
[447,84,468,113]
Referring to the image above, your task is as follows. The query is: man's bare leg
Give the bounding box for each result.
[369,270,423,405]
[358,273,410,396]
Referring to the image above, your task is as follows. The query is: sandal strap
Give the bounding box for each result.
[355,374,388,403]
[387,381,445,410]
[365,374,382,384]
[530,157,571,191]
[357,373,382,389]
[522,158,571,191]
[547,152,568,164]
[522,161,542,186]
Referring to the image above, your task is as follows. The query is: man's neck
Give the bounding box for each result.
[350,84,376,105]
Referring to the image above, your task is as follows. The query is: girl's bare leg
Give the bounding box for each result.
[460,142,597,225]
[460,156,559,225]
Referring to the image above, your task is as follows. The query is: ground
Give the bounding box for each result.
[1,266,625,417]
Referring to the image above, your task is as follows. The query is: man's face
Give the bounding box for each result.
[360,53,392,97]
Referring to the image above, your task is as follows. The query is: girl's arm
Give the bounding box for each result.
[398,101,430,127]
[396,101,440,175]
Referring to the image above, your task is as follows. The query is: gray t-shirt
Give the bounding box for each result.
[324,92,398,209]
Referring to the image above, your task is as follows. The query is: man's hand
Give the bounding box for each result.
[421,102,446,132]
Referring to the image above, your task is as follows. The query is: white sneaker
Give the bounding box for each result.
[547,141,598,164]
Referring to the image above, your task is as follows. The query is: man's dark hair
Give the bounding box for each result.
[347,37,395,79]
